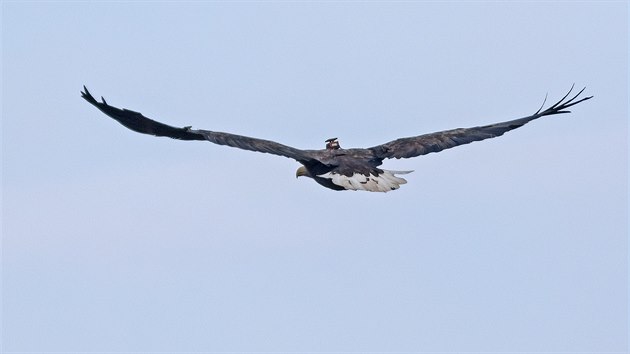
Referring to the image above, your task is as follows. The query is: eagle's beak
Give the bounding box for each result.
[296,166,309,178]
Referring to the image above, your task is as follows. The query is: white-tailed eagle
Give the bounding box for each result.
[82,85,591,192]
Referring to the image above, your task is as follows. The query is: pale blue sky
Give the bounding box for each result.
[2,1,628,353]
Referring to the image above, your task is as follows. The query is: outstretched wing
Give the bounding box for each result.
[369,86,592,160]
[81,86,314,163]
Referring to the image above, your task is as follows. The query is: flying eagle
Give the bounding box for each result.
[82,85,591,192]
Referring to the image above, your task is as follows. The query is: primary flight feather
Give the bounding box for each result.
[82,85,592,192]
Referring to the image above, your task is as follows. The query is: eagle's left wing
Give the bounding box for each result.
[369,86,592,160]
[81,86,315,163]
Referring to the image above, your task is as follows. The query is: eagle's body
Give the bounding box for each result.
[81,86,591,192]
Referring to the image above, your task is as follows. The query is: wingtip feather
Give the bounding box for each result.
[534,85,592,117]
[80,85,99,104]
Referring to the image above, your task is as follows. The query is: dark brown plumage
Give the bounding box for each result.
[81,85,591,192]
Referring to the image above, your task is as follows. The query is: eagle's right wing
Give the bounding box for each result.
[81,86,315,163]
[369,86,592,160]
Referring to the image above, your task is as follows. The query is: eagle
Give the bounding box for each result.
[82,85,591,192]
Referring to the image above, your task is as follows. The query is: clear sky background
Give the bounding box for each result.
[2,1,628,353]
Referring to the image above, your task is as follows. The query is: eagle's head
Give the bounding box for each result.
[295,166,310,179]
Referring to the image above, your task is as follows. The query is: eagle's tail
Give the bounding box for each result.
[318,169,414,192]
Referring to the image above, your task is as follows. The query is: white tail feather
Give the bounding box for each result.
[318,169,413,192]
